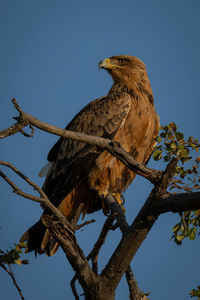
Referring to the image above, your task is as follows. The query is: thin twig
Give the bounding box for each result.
[0,263,25,300]
[20,125,35,137]
[180,213,188,233]
[0,161,74,235]
[74,219,96,231]
[171,181,200,191]
[70,274,79,300]
[87,214,115,273]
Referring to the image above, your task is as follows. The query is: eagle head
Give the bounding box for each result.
[98,55,152,99]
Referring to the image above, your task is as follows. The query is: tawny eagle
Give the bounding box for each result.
[21,55,159,255]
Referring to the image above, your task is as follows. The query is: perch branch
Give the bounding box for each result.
[5,98,162,184]
[152,191,200,213]
[102,158,179,290]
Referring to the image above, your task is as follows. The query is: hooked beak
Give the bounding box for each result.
[98,58,111,70]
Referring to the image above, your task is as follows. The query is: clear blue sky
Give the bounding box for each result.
[0,1,200,299]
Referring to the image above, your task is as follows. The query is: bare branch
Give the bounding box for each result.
[87,214,115,273]
[70,274,79,300]
[0,263,25,300]
[0,161,74,235]
[41,215,99,296]
[125,266,140,300]
[9,98,161,184]
[74,219,96,231]
[0,160,105,298]
[152,191,200,213]
[180,213,188,232]
[20,125,35,138]
[0,119,28,139]
[102,158,179,290]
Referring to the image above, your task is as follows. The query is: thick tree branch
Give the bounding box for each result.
[3,98,161,184]
[42,215,102,299]
[152,191,200,213]
[101,158,179,290]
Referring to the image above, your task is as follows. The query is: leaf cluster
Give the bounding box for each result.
[153,123,200,243]
[190,285,200,298]
[0,242,28,266]
[171,210,200,245]
[153,122,200,192]
[153,123,200,299]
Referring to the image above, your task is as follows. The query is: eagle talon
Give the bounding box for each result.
[111,193,126,214]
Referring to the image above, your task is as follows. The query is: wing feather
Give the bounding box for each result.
[42,92,131,206]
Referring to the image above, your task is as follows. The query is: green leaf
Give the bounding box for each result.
[170,142,178,150]
[153,149,162,161]
[160,132,166,138]
[166,132,174,140]
[175,131,184,141]
[15,259,22,265]
[184,211,191,218]
[188,228,196,240]
[164,155,170,162]
[172,223,180,233]
[168,122,177,131]
[155,136,162,143]
[176,235,184,241]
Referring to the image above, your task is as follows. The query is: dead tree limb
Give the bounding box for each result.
[1,98,161,184]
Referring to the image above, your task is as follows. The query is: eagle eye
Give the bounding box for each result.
[118,58,127,64]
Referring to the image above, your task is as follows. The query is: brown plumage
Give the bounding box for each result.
[20,55,159,256]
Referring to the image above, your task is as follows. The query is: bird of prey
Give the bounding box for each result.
[21,55,159,256]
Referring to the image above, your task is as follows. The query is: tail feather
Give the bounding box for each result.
[20,220,46,255]
[20,181,101,256]
[20,186,84,256]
